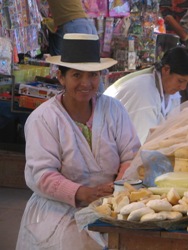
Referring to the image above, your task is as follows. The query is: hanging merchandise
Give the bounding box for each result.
[109,0,130,17]
[36,0,49,18]
[82,0,108,17]
[113,17,131,37]
[154,16,166,33]
[0,37,12,75]
[0,0,41,55]
[102,17,114,56]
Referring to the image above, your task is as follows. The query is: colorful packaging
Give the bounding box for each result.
[109,0,130,17]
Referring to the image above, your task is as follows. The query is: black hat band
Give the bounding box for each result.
[61,39,100,63]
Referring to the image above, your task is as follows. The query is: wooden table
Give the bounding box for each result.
[88,220,188,250]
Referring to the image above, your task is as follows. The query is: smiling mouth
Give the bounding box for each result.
[79,90,90,93]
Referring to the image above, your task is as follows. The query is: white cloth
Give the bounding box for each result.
[180,10,188,33]
[104,67,181,145]
[123,101,188,181]
[16,93,140,250]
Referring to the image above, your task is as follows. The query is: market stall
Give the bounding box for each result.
[0,0,187,191]
[74,104,188,249]
[88,221,188,250]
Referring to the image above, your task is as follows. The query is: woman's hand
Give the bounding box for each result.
[75,182,114,205]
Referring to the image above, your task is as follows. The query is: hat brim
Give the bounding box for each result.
[46,56,117,71]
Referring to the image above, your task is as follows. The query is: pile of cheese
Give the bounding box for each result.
[174,148,188,172]
[95,182,188,223]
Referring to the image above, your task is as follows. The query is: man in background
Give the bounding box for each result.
[46,0,97,55]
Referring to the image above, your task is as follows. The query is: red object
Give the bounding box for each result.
[157,18,164,25]
[13,46,19,63]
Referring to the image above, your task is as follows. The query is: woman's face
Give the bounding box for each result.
[162,65,188,94]
[58,69,100,103]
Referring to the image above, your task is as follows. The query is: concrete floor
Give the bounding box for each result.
[0,187,32,250]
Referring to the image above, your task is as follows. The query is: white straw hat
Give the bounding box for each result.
[46,33,117,71]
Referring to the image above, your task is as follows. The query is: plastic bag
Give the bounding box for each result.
[123,101,188,182]
[141,150,173,187]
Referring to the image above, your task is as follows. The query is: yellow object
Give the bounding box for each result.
[13,65,50,83]
[129,188,152,202]
[154,172,188,189]
[148,187,188,197]
[42,18,56,33]
[174,158,188,172]
[167,187,180,205]
[174,148,188,171]
[95,204,112,216]
[175,148,188,158]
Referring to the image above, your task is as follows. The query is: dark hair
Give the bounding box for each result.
[155,46,188,75]
[59,66,70,76]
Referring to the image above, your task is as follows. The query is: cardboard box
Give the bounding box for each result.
[0,150,27,189]
[19,95,46,109]
[19,81,61,99]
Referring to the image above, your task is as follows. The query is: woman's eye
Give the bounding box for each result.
[91,72,99,77]
[73,73,80,78]
[179,80,186,84]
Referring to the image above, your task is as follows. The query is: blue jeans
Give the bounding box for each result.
[49,18,97,56]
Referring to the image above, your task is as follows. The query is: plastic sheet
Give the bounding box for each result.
[123,101,188,182]
[141,150,173,187]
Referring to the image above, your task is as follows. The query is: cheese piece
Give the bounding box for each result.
[182,196,188,204]
[102,197,113,205]
[174,158,188,172]
[120,201,145,215]
[146,199,172,212]
[167,187,180,205]
[95,204,112,216]
[172,204,188,214]
[140,212,166,222]
[113,195,130,213]
[178,198,188,206]
[127,207,154,221]
[110,211,118,219]
[123,182,137,192]
[159,211,183,220]
[129,188,152,202]
[141,195,162,204]
[174,148,188,158]
[117,213,128,220]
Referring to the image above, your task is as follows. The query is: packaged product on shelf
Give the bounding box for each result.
[26,0,41,24]
[36,0,50,17]
[109,0,130,17]
[102,17,114,55]
[17,0,29,27]
[128,36,135,52]
[113,16,130,37]
[96,16,105,35]
[1,0,41,54]
[18,81,62,99]
[19,95,46,109]
[0,76,13,101]
[0,37,12,75]
[128,51,136,70]
[82,0,108,17]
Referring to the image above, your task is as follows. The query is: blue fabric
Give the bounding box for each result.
[0,101,29,128]
[49,18,97,56]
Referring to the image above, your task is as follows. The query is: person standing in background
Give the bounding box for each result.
[46,0,98,56]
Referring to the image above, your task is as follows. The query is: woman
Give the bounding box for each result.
[104,46,188,145]
[16,33,140,250]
